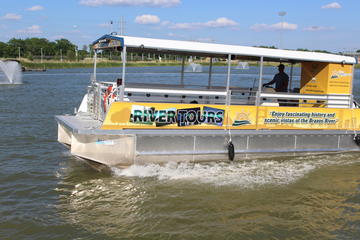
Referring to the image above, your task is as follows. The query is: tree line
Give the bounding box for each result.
[256,46,360,55]
[0,38,90,61]
[0,37,358,61]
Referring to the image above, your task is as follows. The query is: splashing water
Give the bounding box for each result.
[235,61,250,70]
[112,154,358,188]
[0,60,23,84]
[185,62,202,72]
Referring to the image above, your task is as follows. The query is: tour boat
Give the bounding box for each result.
[56,34,359,167]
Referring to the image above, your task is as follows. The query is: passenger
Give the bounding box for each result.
[263,64,289,92]
[116,78,122,86]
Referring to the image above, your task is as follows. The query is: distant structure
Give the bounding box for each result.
[342,51,360,62]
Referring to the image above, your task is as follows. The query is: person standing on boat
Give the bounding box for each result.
[263,64,289,92]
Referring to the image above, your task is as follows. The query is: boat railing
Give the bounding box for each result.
[124,85,259,105]
[87,80,352,122]
[87,82,116,121]
[124,87,228,104]
[259,92,351,108]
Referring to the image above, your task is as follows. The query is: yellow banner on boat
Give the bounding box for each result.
[101,102,360,130]
[301,63,353,95]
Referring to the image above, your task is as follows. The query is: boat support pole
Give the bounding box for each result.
[349,64,360,144]
[119,46,127,101]
[225,54,234,161]
[289,63,293,92]
[180,56,185,86]
[225,54,231,105]
[92,51,97,83]
[208,57,213,89]
[255,56,264,130]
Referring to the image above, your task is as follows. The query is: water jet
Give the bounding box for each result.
[0,60,23,84]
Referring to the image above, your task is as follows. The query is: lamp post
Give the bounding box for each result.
[278,11,287,49]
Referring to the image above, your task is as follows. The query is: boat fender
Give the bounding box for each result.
[354,135,360,146]
[227,141,235,161]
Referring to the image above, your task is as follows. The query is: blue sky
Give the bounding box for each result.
[0,0,358,52]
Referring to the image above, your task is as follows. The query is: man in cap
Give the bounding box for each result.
[263,64,289,92]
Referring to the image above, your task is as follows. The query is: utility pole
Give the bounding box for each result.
[75,47,78,62]
[41,48,43,63]
[278,11,287,49]
[120,16,125,35]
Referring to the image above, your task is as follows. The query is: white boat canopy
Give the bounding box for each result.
[92,34,357,64]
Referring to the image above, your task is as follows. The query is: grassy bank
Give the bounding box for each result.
[20,60,360,70]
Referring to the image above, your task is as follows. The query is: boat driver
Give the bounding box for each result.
[263,64,289,92]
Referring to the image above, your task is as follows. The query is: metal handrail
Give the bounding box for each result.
[260,92,351,100]
[124,87,227,96]
[259,92,351,108]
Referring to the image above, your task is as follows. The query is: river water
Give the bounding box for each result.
[1,66,360,240]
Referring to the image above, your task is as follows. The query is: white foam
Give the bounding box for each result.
[0,60,22,84]
[112,154,357,188]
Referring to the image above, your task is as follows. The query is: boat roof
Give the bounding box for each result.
[93,34,357,64]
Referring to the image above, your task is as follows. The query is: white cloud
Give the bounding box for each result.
[203,17,238,28]
[17,25,43,34]
[303,26,335,31]
[321,2,341,9]
[2,13,22,20]
[251,22,297,31]
[161,20,171,26]
[27,5,44,11]
[170,22,195,29]
[135,14,160,24]
[169,17,239,29]
[80,0,180,7]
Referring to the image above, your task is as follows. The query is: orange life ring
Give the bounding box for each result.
[103,86,115,112]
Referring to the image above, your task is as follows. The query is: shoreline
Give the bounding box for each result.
[20,60,360,70]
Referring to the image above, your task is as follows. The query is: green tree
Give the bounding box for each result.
[7,38,26,58]
[314,49,331,54]
[55,39,76,54]
[66,49,76,61]
[78,50,88,60]
[0,41,8,57]
[254,45,277,49]
[23,38,54,58]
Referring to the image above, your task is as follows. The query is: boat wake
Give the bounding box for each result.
[112,153,358,188]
